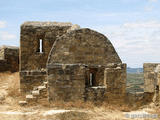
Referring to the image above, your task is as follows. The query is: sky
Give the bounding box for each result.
[0,0,160,68]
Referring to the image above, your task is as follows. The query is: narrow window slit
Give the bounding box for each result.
[37,39,43,53]
[90,73,93,86]
[39,39,43,53]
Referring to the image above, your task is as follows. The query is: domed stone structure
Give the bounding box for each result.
[47,28,126,102]
[47,28,121,66]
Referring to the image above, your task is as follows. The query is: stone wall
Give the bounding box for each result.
[143,63,160,104]
[4,46,19,72]
[85,86,106,102]
[47,64,86,102]
[0,48,4,59]
[20,22,80,93]
[47,28,126,102]
[0,46,19,72]
[0,60,8,72]
[20,22,127,103]
[20,70,47,93]
[47,63,126,102]
[104,64,126,103]
[143,63,160,93]
[20,22,76,71]
[125,92,154,106]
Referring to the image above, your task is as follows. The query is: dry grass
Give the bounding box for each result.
[102,103,133,112]
[0,72,22,106]
[0,72,12,82]
[7,72,20,97]
[56,111,90,120]
[44,100,95,110]
[41,100,134,113]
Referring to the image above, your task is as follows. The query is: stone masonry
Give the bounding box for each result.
[47,28,126,102]
[143,63,160,104]
[144,63,159,93]
[0,46,19,72]
[20,22,80,93]
[121,63,160,105]
[19,21,127,104]
[47,28,121,65]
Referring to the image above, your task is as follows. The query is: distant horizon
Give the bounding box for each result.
[0,0,160,68]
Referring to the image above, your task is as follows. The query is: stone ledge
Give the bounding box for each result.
[21,21,73,27]
[20,70,47,76]
[47,63,126,69]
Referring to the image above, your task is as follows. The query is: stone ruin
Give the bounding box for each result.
[1,21,158,106]
[143,63,160,104]
[125,63,160,106]
[19,21,127,105]
[1,21,159,106]
[0,46,19,72]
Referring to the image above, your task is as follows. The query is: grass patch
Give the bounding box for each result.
[127,73,144,93]
[127,73,144,85]
[7,72,20,97]
[0,72,22,106]
[0,72,20,97]
[45,100,94,109]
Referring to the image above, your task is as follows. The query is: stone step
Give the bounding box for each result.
[19,101,27,106]
[33,86,38,91]
[26,94,35,99]
[38,86,46,90]
[43,81,48,87]
[19,81,48,105]
[26,94,37,102]
[43,81,48,84]
[32,90,40,96]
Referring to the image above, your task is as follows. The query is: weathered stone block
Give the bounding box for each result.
[104,64,126,100]
[20,71,47,93]
[48,64,86,102]
[0,46,19,72]
[143,63,160,93]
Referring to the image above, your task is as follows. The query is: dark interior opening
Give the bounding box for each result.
[85,68,98,87]
[156,85,159,91]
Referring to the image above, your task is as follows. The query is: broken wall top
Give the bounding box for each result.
[21,21,80,35]
[21,21,74,27]
[0,45,19,60]
[0,45,19,50]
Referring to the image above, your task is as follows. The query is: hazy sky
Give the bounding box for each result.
[0,0,160,67]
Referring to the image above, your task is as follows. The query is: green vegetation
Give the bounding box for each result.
[126,73,144,93]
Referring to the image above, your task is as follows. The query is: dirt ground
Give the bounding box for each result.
[0,72,159,120]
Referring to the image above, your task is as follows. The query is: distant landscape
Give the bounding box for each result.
[127,67,143,73]
[126,67,144,93]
